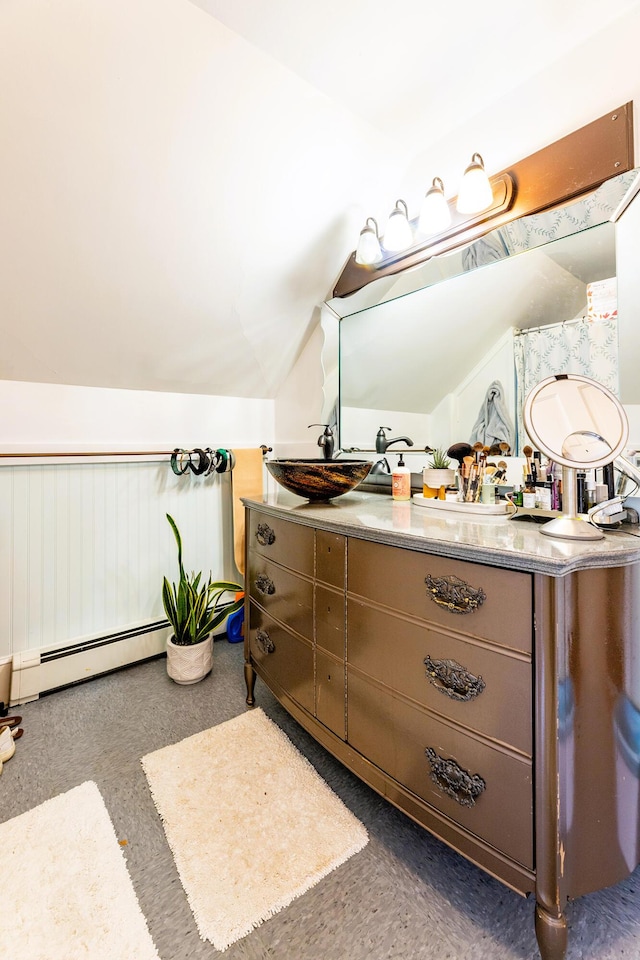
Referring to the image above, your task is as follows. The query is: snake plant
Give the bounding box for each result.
[162,513,243,645]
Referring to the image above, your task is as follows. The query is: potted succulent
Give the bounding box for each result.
[162,513,243,684]
[423,448,456,496]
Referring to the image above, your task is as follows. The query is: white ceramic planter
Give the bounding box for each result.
[166,635,213,684]
[423,468,456,490]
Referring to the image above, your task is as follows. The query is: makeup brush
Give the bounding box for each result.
[472,441,484,463]
[499,442,511,458]
[447,442,472,466]
[523,444,533,477]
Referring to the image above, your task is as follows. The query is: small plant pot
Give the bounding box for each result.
[166,634,213,684]
[423,468,456,498]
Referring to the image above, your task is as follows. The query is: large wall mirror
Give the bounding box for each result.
[326,169,640,456]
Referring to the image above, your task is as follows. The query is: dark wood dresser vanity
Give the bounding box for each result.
[243,491,640,960]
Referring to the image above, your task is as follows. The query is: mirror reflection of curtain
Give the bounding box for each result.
[514,317,619,453]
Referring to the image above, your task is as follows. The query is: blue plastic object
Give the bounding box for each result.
[226,606,244,643]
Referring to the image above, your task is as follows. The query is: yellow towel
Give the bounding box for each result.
[231,448,264,575]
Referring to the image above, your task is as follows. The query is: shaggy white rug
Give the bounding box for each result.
[0,780,159,959]
[142,708,369,951]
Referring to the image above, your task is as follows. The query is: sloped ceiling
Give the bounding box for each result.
[0,0,637,399]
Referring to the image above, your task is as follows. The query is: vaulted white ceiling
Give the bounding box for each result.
[187,0,640,155]
[1,0,639,400]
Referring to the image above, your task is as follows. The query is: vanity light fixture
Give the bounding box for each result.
[337,102,634,299]
[418,177,452,236]
[383,199,413,251]
[456,153,494,214]
[355,217,383,265]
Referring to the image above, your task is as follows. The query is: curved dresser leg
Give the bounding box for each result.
[244,661,256,706]
[535,904,567,960]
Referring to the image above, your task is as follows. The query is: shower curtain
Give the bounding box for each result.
[514,316,619,453]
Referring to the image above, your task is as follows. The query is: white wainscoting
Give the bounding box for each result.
[0,460,237,661]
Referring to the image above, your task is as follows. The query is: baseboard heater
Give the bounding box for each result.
[10,619,172,705]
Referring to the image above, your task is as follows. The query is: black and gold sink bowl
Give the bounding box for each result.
[266,459,372,501]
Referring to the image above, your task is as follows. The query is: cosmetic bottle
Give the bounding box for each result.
[576,472,587,514]
[522,475,536,508]
[392,453,411,501]
[585,471,597,511]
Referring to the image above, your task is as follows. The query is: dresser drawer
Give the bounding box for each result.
[315,584,345,658]
[316,648,346,739]
[248,604,314,714]
[316,530,346,588]
[348,539,531,653]
[347,599,531,755]
[248,511,314,576]
[248,552,313,640]
[348,671,533,867]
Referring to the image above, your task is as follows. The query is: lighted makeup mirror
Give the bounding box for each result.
[523,374,629,540]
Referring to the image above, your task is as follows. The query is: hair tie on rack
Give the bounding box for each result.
[204,448,216,476]
[189,448,209,475]
[170,448,190,476]
[214,449,228,473]
[214,448,235,473]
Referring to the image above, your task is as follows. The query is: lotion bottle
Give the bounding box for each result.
[392,453,411,501]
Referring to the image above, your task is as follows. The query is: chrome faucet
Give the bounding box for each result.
[375,427,414,454]
[309,424,335,460]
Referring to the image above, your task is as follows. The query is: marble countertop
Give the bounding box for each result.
[242,489,640,576]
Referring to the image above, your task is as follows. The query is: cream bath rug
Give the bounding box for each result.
[0,780,159,960]
[142,707,369,951]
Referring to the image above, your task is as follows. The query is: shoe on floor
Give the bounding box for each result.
[0,725,15,764]
[0,716,22,728]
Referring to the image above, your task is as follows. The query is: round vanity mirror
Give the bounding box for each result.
[523,374,629,540]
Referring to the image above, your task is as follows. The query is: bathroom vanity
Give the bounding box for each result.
[243,490,640,960]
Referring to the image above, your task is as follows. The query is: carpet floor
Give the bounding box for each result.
[1,640,640,959]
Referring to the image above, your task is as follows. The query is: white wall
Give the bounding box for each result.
[0,380,273,453]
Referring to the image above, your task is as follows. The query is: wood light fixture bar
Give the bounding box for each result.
[334,102,634,299]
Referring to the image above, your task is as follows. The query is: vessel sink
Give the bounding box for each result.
[266,459,372,501]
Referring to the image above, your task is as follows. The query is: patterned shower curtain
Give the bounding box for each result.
[514,316,619,453]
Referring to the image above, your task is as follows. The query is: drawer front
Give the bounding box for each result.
[316,530,346,588]
[315,584,345,658]
[347,599,531,755]
[248,604,314,714]
[248,511,314,576]
[348,671,533,867]
[248,553,313,640]
[348,539,531,653]
[316,649,346,739]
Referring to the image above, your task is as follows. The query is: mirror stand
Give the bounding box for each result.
[540,465,604,541]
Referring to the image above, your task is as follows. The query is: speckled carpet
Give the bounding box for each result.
[142,707,369,951]
[0,780,160,959]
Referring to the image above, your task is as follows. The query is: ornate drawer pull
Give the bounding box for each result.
[424,655,485,702]
[255,630,275,654]
[254,573,276,596]
[425,748,486,807]
[255,522,276,546]
[425,574,486,614]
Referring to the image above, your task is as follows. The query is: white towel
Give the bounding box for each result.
[469,380,515,451]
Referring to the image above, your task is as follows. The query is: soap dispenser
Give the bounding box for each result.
[392,453,411,501]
